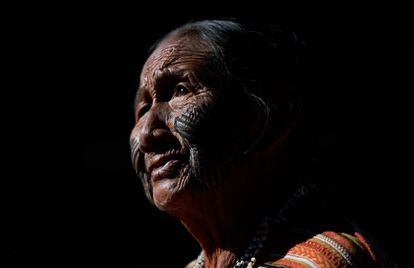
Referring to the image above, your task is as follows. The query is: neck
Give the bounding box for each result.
[175,171,290,268]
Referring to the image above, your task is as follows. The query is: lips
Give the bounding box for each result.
[151,159,183,180]
[146,149,188,180]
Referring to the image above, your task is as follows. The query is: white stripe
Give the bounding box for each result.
[314,234,353,265]
[284,253,319,268]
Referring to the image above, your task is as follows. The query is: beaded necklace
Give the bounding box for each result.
[192,216,282,268]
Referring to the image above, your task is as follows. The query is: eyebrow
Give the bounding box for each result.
[133,67,190,110]
[153,67,188,90]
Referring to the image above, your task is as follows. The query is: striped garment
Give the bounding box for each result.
[187,185,395,267]
[259,228,393,267]
[254,186,395,268]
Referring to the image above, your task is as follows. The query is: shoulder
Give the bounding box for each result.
[259,229,392,268]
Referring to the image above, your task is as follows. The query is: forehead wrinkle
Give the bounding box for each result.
[142,35,213,77]
[139,35,216,103]
[145,49,212,78]
[146,43,178,71]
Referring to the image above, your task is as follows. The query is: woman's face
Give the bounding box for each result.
[130,34,264,212]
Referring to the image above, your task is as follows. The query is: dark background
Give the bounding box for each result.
[5,1,412,267]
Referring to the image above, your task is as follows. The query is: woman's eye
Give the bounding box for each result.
[173,84,190,97]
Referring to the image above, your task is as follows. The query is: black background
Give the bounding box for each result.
[5,1,413,267]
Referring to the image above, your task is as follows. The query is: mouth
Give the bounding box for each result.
[151,159,184,181]
[147,149,188,182]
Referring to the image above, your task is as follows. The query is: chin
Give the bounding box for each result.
[151,170,192,213]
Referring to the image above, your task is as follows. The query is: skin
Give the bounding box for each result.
[130,31,298,267]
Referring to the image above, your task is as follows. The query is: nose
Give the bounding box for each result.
[137,103,179,153]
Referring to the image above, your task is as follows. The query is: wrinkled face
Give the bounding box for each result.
[130,34,264,211]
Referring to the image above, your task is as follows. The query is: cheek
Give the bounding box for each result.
[169,94,193,109]
[165,108,184,143]
[130,124,143,157]
[170,93,218,141]
[168,95,200,133]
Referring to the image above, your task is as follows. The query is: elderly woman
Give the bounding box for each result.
[130,20,390,268]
